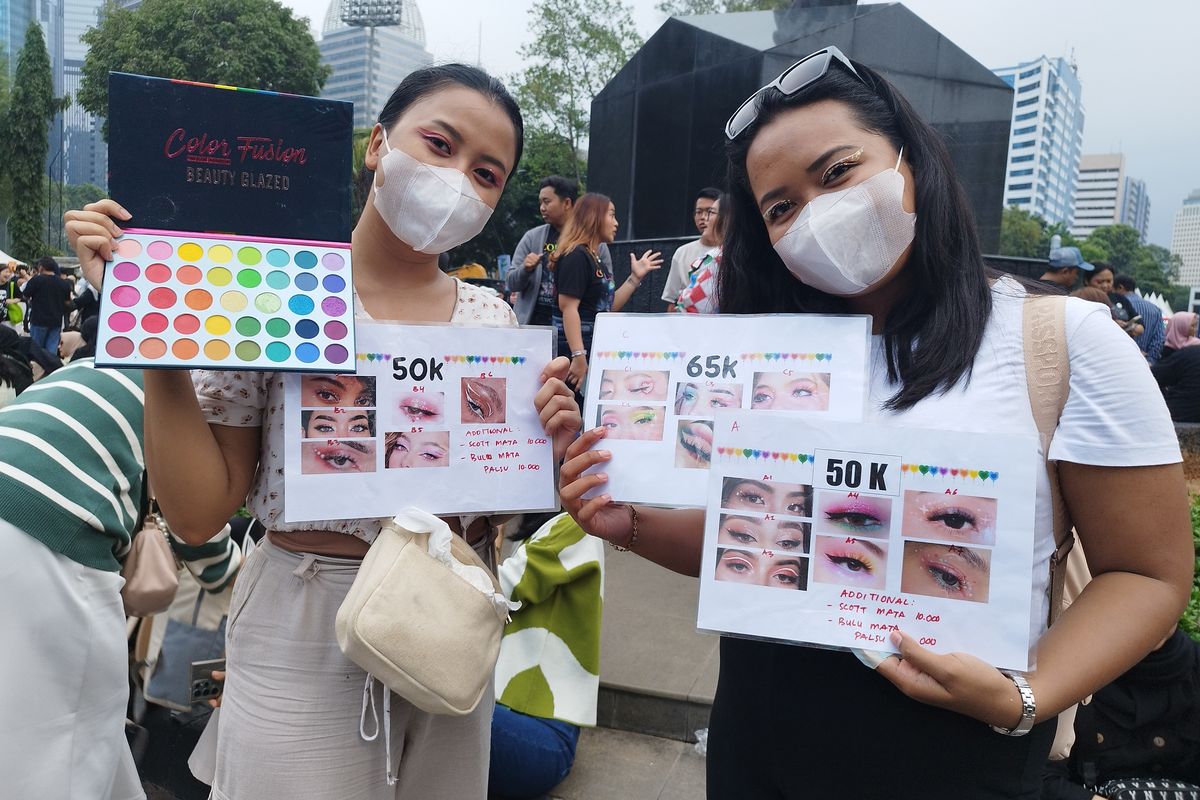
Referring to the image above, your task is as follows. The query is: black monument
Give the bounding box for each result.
[588,0,1013,252]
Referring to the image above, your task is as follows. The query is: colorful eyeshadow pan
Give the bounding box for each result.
[98,229,354,372]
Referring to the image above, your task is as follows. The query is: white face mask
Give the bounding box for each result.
[772,149,915,296]
[371,131,495,254]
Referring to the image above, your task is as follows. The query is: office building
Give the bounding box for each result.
[1072,153,1151,241]
[992,55,1085,227]
[319,0,432,129]
[62,0,107,187]
[1172,189,1200,287]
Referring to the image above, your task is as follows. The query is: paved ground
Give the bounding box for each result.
[550,727,706,800]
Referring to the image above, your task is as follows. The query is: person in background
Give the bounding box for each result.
[1084,263,1114,293]
[1072,287,1143,340]
[662,187,722,311]
[489,513,604,799]
[673,193,726,314]
[1160,311,1200,360]
[1113,274,1165,363]
[1,263,24,330]
[21,257,72,355]
[0,356,147,800]
[1039,246,1094,292]
[507,176,612,329]
[552,192,662,396]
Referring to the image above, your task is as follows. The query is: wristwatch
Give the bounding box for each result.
[990,672,1036,737]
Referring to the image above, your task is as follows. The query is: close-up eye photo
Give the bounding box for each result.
[673,381,744,415]
[901,491,998,546]
[300,375,377,409]
[720,477,813,518]
[301,409,375,439]
[901,541,992,603]
[718,514,811,552]
[460,377,506,424]
[750,371,831,411]
[814,491,892,538]
[384,431,451,469]
[395,391,445,426]
[675,419,715,469]
[811,536,888,590]
[714,548,808,591]
[300,439,377,475]
[599,369,670,402]
[596,404,666,441]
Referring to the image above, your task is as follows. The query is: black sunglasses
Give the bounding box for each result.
[725,46,863,140]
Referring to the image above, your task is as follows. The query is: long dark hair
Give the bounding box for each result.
[720,59,992,411]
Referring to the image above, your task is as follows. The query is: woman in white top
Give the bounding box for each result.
[557,48,1192,799]
[66,65,581,800]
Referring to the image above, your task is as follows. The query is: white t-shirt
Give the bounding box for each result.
[661,238,716,304]
[866,278,1180,644]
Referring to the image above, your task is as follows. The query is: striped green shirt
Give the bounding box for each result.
[0,360,146,572]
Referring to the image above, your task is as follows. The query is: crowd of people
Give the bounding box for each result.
[0,47,1196,800]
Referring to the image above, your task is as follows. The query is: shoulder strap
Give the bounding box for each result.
[1022,294,1074,624]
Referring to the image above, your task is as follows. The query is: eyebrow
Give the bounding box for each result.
[310,377,345,390]
[342,440,370,453]
[710,388,736,396]
[734,480,773,495]
[722,515,763,527]
[434,118,510,175]
[948,545,989,573]
[756,144,862,210]
[847,538,886,557]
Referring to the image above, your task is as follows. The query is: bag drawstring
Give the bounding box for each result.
[358,675,396,785]
[291,554,320,581]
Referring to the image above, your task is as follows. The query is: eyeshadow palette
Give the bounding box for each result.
[95,228,354,372]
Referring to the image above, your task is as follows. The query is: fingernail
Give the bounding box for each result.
[889,631,902,647]
[591,426,605,435]
[598,450,611,458]
[601,494,612,503]
[596,473,608,481]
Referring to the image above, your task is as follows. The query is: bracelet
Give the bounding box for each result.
[989,672,1036,737]
[626,277,641,288]
[610,504,639,552]
[570,350,587,358]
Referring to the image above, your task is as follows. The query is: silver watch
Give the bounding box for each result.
[990,672,1036,737]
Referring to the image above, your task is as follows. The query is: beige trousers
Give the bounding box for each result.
[210,536,492,799]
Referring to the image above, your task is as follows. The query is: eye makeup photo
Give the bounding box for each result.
[395,391,445,426]
[301,409,375,439]
[811,536,888,590]
[460,377,506,424]
[598,370,670,402]
[901,491,998,546]
[384,431,450,469]
[673,381,744,415]
[300,374,376,408]
[814,491,892,538]
[300,439,376,474]
[596,405,666,441]
[901,541,991,603]
[714,548,808,591]
[720,477,813,518]
[675,419,714,469]
[717,514,811,552]
[750,371,831,411]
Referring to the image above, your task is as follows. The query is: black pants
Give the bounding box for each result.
[706,637,1054,800]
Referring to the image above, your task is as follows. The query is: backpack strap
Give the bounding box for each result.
[1022,294,1074,624]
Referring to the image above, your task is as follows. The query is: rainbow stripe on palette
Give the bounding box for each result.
[96,228,354,372]
[902,464,1000,482]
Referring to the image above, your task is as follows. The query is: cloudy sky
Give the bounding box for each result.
[281,0,1198,247]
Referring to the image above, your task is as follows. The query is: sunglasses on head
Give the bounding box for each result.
[725,46,864,140]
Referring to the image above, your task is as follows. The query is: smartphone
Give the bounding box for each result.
[189,658,226,705]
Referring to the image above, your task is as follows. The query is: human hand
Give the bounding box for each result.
[566,354,587,391]
[207,669,226,708]
[629,249,664,281]
[64,199,130,289]
[535,356,581,463]
[873,630,1025,729]
[558,426,633,546]
[523,252,541,271]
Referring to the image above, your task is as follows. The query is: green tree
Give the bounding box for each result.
[1083,224,1143,273]
[657,0,790,13]
[7,23,61,261]
[998,206,1045,258]
[41,180,106,247]
[512,0,643,185]
[0,45,12,250]
[79,0,330,134]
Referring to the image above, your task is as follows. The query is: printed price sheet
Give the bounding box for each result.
[698,411,1040,670]
[283,321,556,520]
[581,313,871,507]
